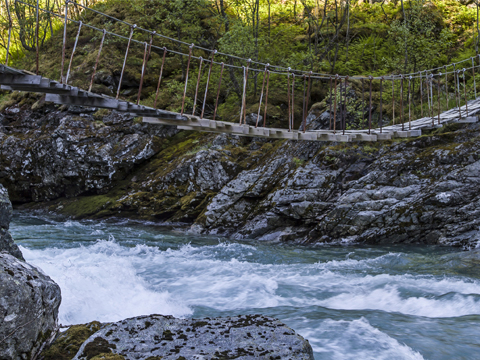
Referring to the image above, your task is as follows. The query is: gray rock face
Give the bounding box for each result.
[0,253,61,360]
[72,314,314,360]
[0,102,177,202]
[0,184,23,260]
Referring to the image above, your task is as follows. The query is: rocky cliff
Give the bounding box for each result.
[2,92,480,248]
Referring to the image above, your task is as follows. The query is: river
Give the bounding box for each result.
[10,211,480,360]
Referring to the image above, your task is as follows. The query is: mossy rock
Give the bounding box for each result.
[42,322,104,360]
[91,353,126,360]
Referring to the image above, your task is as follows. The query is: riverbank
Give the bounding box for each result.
[2,95,480,248]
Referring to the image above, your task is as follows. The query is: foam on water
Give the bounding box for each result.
[20,242,192,324]
[20,238,480,326]
[303,317,425,360]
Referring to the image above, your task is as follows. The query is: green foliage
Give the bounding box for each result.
[386,0,453,73]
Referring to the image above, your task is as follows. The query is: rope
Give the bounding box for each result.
[333,75,338,134]
[368,76,372,134]
[329,76,332,130]
[256,65,268,128]
[88,29,105,92]
[201,50,217,119]
[153,47,167,108]
[400,75,404,131]
[192,56,204,116]
[65,20,82,85]
[181,45,193,115]
[392,79,395,125]
[287,69,291,132]
[291,74,296,130]
[379,77,383,133]
[115,25,135,100]
[263,70,270,128]
[463,69,469,116]
[136,41,149,105]
[419,72,423,118]
[213,62,224,121]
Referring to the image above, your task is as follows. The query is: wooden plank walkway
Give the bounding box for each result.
[1,64,478,142]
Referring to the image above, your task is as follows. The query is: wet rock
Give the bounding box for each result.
[0,184,23,260]
[72,314,314,360]
[0,253,61,360]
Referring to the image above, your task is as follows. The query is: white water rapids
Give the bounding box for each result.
[11,213,480,359]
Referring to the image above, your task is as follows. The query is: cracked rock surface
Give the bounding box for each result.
[71,314,314,360]
[0,252,61,360]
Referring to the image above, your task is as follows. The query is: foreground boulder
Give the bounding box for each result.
[0,185,23,260]
[0,253,61,360]
[68,314,314,359]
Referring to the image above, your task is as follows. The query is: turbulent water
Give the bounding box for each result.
[10,211,480,360]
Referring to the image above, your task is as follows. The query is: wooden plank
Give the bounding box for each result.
[0,73,42,86]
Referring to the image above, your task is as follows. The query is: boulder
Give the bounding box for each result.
[71,314,314,359]
[0,253,61,360]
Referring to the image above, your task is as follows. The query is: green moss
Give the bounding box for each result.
[93,109,111,121]
[292,157,305,167]
[60,195,114,218]
[42,322,103,360]
[82,337,117,360]
[91,354,125,360]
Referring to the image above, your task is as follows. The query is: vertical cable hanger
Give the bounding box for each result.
[65,21,83,84]
[291,74,296,131]
[116,24,136,100]
[181,44,194,115]
[462,68,469,117]
[201,50,217,119]
[88,29,106,92]
[213,62,224,121]
[343,76,349,135]
[263,69,271,128]
[444,66,448,111]
[240,59,251,125]
[400,75,404,131]
[419,71,423,118]
[287,68,291,132]
[392,78,395,125]
[153,47,167,109]
[192,56,204,116]
[333,75,338,134]
[437,73,441,125]
[303,71,312,133]
[379,77,384,133]
[256,64,269,128]
[368,76,373,134]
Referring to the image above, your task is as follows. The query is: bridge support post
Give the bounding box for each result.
[4,0,12,66]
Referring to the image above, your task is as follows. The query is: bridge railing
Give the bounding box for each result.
[2,0,480,136]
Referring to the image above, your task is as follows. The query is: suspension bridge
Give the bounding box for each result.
[1,0,479,142]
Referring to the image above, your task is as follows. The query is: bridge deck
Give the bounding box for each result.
[1,64,478,142]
